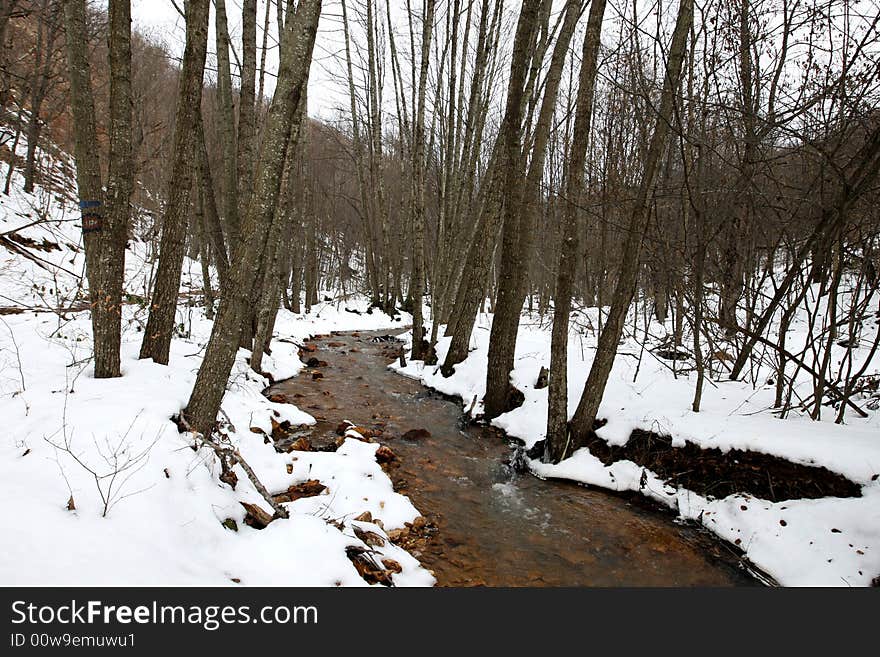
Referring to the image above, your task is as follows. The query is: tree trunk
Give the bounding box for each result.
[561,0,694,458]
[23,0,58,195]
[196,187,215,319]
[184,0,321,437]
[195,109,229,283]
[441,0,543,376]
[63,0,124,379]
[484,0,580,419]
[410,0,436,360]
[102,0,133,376]
[251,89,308,373]
[214,0,240,241]
[237,0,257,219]
[139,0,209,364]
[543,0,609,462]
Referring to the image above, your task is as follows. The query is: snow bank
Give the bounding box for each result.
[393,309,880,587]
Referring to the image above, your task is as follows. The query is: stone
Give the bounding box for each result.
[401,428,431,441]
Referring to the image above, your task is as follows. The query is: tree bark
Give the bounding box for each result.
[410,0,436,360]
[139,0,209,365]
[62,0,124,379]
[214,0,240,241]
[543,0,608,462]
[560,0,694,459]
[440,0,543,376]
[195,109,229,282]
[184,0,321,437]
[484,0,581,419]
[23,0,58,195]
[237,0,257,218]
[102,0,133,376]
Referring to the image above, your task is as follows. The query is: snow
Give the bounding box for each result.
[393,305,880,587]
[0,153,433,587]
[4,127,879,588]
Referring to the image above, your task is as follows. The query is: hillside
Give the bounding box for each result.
[0,133,432,586]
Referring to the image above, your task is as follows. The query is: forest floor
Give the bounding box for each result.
[394,311,880,586]
[0,152,435,586]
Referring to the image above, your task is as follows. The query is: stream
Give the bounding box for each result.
[267,328,757,586]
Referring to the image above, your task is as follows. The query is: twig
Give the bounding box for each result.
[178,414,289,519]
[0,316,25,391]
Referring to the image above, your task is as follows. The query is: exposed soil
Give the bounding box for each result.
[4,231,60,252]
[266,329,761,587]
[577,429,862,502]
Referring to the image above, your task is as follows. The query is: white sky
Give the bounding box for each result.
[124,0,880,133]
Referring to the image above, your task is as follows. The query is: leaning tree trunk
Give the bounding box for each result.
[184,0,321,437]
[251,89,308,373]
[139,0,209,365]
[543,0,608,462]
[440,0,543,376]
[484,0,581,419]
[562,0,695,458]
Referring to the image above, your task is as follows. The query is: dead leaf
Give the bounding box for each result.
[353,525,386,547]
[382,559,402,574]
[240,502,275,529]
[273,479,326,503]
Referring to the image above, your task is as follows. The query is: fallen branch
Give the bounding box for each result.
[710,319,868,418]
[178,414,289,519]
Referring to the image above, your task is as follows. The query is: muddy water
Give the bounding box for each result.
[268,330,757,587]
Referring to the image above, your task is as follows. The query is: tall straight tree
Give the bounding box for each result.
[103,0,133,373]
[139,0,209,364]
[410,0,437,360]
[214,0,239,241]
[440,0,544,376]
[544,0,608,462]
[63,0,128,378]
[237,0,257,218]
[551,0,695,460]
[236,0,259,349]
[184,0,322,437]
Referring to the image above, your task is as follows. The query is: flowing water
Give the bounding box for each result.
[267,329,757,586]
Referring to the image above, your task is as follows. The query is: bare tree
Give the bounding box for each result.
[184,0,322,437]
[63,0,125,379]
[548,0,694,461]
[544,0,608,461]
[139,0,209,365]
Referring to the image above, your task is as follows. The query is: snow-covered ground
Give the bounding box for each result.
[393,305,880,587]
[4,128,878,588]
[0,153,434,586]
